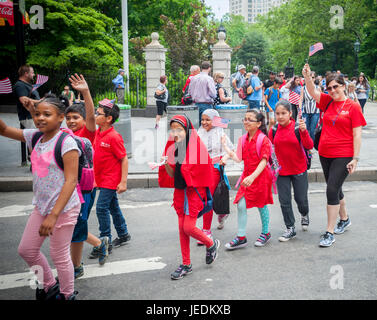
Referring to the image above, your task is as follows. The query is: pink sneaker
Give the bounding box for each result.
[197,230,213,246]
[217,214,228,230]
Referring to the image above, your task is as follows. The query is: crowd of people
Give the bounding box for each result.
[0,59,369,299]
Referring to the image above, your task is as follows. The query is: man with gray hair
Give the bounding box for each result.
[181,65,200,105]
[112,69,125,104]
[232,64,246,104]
[245,66,263,109]
[188,61,217,124]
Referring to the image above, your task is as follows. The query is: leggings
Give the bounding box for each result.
[319,156,352,205]
[237,197,270,237]
[202,166,221,231]
[174,187,214,266]
[18,205,80,298]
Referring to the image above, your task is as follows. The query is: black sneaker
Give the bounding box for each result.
[301,214,310,231]
[98,237,109,265]
[206,239,220,264]
[36,281,60,301]
[278,227,296,242]
[112,233,131,247]
[88,242,112,259]
[171,264,192,280]
[56,291,78,300]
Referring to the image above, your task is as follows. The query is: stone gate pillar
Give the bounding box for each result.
[211,31,232,97]
[144,32,167,107]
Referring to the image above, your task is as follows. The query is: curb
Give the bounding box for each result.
[1,167,377,192]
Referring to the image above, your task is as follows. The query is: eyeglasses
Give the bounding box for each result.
[279,74,284,77]
[95,111,106,116]
[242,118,259,123]
[327,84,341,91]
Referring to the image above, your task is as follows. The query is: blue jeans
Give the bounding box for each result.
[302,113,320,142]
[248,100,260,110]
[95,188,128,242]
[196,103,213,124]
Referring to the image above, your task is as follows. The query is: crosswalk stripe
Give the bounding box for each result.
[0,257,166,290]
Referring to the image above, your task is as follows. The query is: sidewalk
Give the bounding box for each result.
[1,102,377,191]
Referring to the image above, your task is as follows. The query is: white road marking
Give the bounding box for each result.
[0,257,166,290]
[370,204,377,208]
[119,201,171,209]
[0,205,34,218]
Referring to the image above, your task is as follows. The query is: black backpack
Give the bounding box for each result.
[212,165,230,215]
[271,123,312,170]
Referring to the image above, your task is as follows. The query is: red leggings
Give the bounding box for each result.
[173,187,214,266]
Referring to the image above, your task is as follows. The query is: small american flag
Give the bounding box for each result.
[32,74,48,91]
[0,77,12,94]
[212,116,230,128]
[98,98,116,108]
[309,42,324,57]
[289,91,301,105]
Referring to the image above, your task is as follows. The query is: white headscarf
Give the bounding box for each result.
[197,109,234,159]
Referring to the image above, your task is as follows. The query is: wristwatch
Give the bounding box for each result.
[353,157,360,162]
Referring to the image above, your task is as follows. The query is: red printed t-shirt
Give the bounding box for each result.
[94,126,127,190]
[269,120,313,176]
[74,125,95,144]
[317,93,366,158]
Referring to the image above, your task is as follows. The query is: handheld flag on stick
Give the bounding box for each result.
[32,75,48,91]
[309,42,324,57]
[212,116,230,129]
[0,77,12,94]
[289,91,301,105]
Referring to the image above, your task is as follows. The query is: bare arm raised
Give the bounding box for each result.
[302,64,321,103]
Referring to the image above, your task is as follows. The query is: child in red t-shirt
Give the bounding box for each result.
[269,100,313,242]
[94,101,130,250]
[222,109,273,249]
[65,74,109,278]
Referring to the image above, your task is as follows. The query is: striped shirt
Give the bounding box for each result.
[302,85,319,114]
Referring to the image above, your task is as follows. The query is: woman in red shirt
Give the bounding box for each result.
[269,100,313,242]
[302,64,366,247]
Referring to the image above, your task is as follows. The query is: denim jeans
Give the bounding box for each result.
[248,100,260,110]
[95,188,128,242]
[196,103,213,124]
[302,113,320,142]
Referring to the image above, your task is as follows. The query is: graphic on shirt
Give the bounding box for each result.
[31,149,54,178]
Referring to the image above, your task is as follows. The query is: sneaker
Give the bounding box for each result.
[56,291,78,300]
[36,281,60,301]
[112,233,131,247]
[224,236,247,250]
[301,215,309,231]
[319,231,335,247]
[197,230,213,246]
[278,227,296,242]
[74,263,84,279]
[334,218,351,234]
[217,214,228,230]
[171,264,192,280]
[254,232,271,247]
[98,237,109,265]
[206,239,220,264]
[88,242,112,259]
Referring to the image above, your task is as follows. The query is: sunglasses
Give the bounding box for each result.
[242,118,259,123]
[327,84,342,91]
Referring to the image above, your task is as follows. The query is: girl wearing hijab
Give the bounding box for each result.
[197,109,233,234]
[159,115,220,280]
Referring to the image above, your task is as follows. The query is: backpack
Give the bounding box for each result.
[31,129,94,194]
[235,132,280,194]
[267,87,280,102]
[212,165,230,215]
[238,78,254,100]
[271,123,312,170]
[182,84,193,105]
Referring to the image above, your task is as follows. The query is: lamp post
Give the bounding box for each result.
[354,39,360,77]
[284,58,294,79]
[121,0,129,92]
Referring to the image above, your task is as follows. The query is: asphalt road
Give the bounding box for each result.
[1,181,377,302]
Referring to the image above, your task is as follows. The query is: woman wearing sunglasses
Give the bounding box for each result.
[302,64,366,247]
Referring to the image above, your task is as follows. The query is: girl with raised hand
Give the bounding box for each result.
[222,109,273,250]
[0,94,81,300]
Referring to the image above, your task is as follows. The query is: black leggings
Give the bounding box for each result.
[319,156,352,205]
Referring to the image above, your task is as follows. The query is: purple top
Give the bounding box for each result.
[188,72,217,104]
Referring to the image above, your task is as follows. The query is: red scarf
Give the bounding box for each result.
[158,115,213,188]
